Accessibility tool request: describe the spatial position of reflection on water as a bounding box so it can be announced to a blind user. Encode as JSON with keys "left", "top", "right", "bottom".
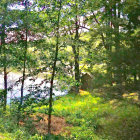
{"left": 0, "top": 73, "right": 68, "bottom": 104}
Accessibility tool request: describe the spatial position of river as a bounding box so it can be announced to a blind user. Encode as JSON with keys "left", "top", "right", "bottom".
{"left": 0, "top": 72, "right": 68, "bottom": 104}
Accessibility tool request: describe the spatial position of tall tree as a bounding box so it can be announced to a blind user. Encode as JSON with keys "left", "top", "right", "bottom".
{"left": 71, "top": 0, "right": 80, "bottom": 93}
{"left": 48, "top": 0, "right": 62, "bottom": 134}
{"left": 0, "top": 0, "right": 9, "bottom": 111}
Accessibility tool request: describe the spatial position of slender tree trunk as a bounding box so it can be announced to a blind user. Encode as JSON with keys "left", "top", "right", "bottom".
{"left": 106, "top": 1, "right": 113, "bottom": 86}
{"left": 1, "top": 22, "right": 8, "bottom": 111}
{"left": 72, "top": 43, "right": 80, "bottom": 93}
{"left": 114, "top": 2, "right": 123, "bottom": 94}
{"left": 72, "top": 1, "right": 80, "bottom": 93}
{"left": 3, "top": 66, "right": 7, "bottom": 111}
{"left": 20, "top": 46, "right": 27, "bottom": 107}
{"left": 20, "top": 31, "right": 28, "bottom": 109}
{"left": 18, "top": 0, "right": 28, "bottom": 120}
{"left": 48, "top": 0, "right": 62, "bottom": 134}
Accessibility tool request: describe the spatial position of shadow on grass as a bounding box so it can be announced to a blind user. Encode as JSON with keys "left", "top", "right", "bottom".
{"left": 43, "top": 134, "right": 67, "bottom": 140}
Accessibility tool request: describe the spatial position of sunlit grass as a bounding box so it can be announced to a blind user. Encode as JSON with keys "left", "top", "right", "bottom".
{"left": 79, "top": 90, "right": 90, "bottom": 96}
{"left": 123, "top": 92, "right": 139, "bottom": 101}
{"left": 0, "top": 133, "right": 12, "bottom": 140}
{"left": 50, "top": 91, "right": 140, "bottom": 139}
{"left": 1, "top": 90, "right": 140, "bottom": 140}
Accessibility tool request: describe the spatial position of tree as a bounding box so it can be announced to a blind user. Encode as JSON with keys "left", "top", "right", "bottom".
{"left": 48, "top": 0, "right": 62, "bottom": 134}
{"left": 0, "top": 0, "right": 16, "bottom": 111}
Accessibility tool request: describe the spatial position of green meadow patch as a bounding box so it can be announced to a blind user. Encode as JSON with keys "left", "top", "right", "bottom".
{"left": 0, "top": 90, "right": 140, "bottom": 140}
{"left": 33, "top": 90, "right": 140, "bottom": 139}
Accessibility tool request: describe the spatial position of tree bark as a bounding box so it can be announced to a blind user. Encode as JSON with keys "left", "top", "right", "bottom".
{"left": 72, "top": 44, "right": 80, "bottom": 93}
{"left": 1, "top": 22, "right": 8, "bottom": 111}
{"left": 72, "top": 1, "right": 80, "bottom": 93}
{"left": 18, "top": 0, "right": 28, "bottom": 120}
{"left": 48, "top": 0, "right": 62, "bottom": 134}
{"left": 3, "top": 66, "right": 7, "bottom": 111}
{"left": 114, "top": 1, "right": 123, "bottom": 94}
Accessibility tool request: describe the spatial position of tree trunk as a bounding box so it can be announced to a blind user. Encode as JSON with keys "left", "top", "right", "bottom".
{"left": 114, "top": 1, "right": 123, "bottom": 94}
{"left": 1, "top": 22, "right": 8, "bottom": 111}
{"left": 18, "top": 0, "right": 28, "bottom": 121}
{"left": 106, "top": 1, "right": 113, "bottom": 86}
{"left": 72, "top": 44, "right": 80, "bottom": 93}
{"left": 48, "top": 0, "right": 62, "bottom": 134}
{"left": 71, "top": 2, "right": 80, "bottom": 93}
{"left": 3, "top": 66, "right": 7, "bottom": 111}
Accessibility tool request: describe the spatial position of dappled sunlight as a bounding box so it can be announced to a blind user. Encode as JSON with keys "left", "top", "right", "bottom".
{"left": 123, "top": 92, "right": 139, "bottom": 101}
{"left": 79, "top": 90, "right": 90, "bottom": 96}
{"left": 109, "top": 99, "right": 118, "bottom": 105}
{"left": 0, "top": 134, "right": 4, "bottom": 139}
{"left": 52, "top": 93, "right": 101, "bottom": 116}
{"left": 36, "top": 90, "right": 140, "bottom": 139}
{"left": 53, "top": 92, "right": 140, "bottom": 139}
{"left": 0, "top": 0, "right": 139, "bottom": 139}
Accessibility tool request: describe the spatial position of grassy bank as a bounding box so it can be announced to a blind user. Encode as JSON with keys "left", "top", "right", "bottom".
{"left": 0, "top": 89, "right": 140, "bottom": 140}
{"left": 34, "top": 89, "right": 140, "bottom": 140}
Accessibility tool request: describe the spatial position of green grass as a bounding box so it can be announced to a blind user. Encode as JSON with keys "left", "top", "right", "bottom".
{"left": 0, "top": 90, "right": 140, "bottom": 140}
{"left": 35, "top": 90, "right": 140, "bottom": 140}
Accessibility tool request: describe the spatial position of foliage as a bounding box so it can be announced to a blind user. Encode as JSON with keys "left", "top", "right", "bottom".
{"left": 0, "top": 0, "right": 139, "bottom": 139}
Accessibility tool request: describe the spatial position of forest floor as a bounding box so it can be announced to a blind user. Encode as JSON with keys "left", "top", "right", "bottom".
{"left": 33, "top": 88, "right": 140, "bottom": 139}
{"left": 0, "top": 135, "right": 4, "bottom": 139}
{"left": 0, "top": 88, "right": 140, "bottom": 140}
{"left": 30, "top": 113, "right": 72, "bottom": 135}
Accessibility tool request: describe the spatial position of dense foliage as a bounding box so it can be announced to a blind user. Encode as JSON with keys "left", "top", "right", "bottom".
{"left": 0, "top": 0, "right": 139, "bottom": 139}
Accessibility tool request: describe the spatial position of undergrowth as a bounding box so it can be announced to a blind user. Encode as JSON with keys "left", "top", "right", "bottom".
{"left": 0, "top": 90, "right": 140, "bottom": 140}
{"left": 35, "top": 90, "right": 140, "bottom": 140}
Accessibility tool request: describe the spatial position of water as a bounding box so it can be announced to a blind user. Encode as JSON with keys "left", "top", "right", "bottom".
{"left": 0, "top": 72, "right": 68, "bottom": 104}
